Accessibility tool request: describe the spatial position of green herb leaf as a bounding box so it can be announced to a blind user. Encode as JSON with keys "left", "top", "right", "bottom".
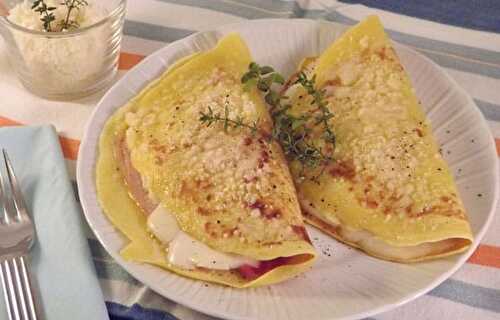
{"left": 257, "top": 79, "right": 269, "bottom": 91}
{"left": 199, "top": 106, "right": 260, "bottom": 134}
{"left": 242, "top": 78, "right": 257, "bottom": 92}
{"left": 201, "top": 61, "right": 336, "bottom": 181}
{"left": 264, "top": 91, "right": 280, "bottom": 106}
{"left": 249, "top": 62, "right": 259, "bottom": 73}
{"left": 32, "top": 0, "right": 89, "bottom": 32}
{"left": 259, "top": 66, "right": 274, "bottom": 75}
{"left": 241, "top": 71, "right": 254, "bottom": 84}
{"left": 272, "top": 73, "right": 285, "bottom": 84}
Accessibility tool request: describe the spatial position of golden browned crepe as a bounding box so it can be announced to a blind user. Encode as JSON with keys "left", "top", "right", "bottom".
{"left": 283, "top": 16, "right": 473, "bottom": 262}
{"left": 96, "top": 34, "right": 316, "bottom": 287}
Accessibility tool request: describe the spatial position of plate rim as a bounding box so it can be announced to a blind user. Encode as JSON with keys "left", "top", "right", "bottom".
{"left": 77, "top": 18, "right": 499, "bottom": 320}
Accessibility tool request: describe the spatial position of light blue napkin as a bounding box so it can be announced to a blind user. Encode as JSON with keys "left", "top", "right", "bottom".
{"left": 0, "top": 125, "right": 108, "bottom": 320}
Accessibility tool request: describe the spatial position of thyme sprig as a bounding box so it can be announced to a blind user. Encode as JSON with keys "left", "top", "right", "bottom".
{"left": 294, "top": 72, "right": 336, "bottom": 146}
{"left": 59, "top": 0, "right": 88, "bottom": 31}
{"left": 31, "top": 0, "right": 88, "bottom": 32}
{"left": 241, "top": 62, "right": 285, "bottom": 109}
{"left": 31, "top": 1, "right": 56, "bottom": 32}
{"left": 199, "top": 62, "right": 336, "bottom": 180}
{"left": 199, "top": 106, "right": 259, "bottom": 134}
{"left": 241, "top": 63, "right": 334, "bottom": 172}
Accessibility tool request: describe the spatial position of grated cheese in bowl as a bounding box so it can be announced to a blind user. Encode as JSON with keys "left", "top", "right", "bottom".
{"left": 0, "top": 0, "right": 126, "bottom": 99}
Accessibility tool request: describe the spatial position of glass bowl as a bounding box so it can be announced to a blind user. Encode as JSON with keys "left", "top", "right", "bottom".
{"left": 0, "top": 0, "right": 126, "bottom": 100}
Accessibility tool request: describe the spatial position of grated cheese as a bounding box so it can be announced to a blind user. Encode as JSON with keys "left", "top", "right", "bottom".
{"left": 289, "top": 44, "right": 465, "bottom": 221}
{"left": 125, "top": 66, "right": 306, "bottom": 250}
{"left": 7, "top": 0, "right": 108, "bottom": 94}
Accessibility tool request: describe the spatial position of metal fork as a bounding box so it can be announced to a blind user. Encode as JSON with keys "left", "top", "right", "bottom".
{"left": 0, "top": 150, "right": 39, "bottom": 320}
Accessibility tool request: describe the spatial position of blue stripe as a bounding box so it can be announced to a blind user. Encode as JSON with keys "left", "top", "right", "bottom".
{"left": 72, "top": 180, "right": 79, "bottom": 202}
{"left": 124, "top": 20, "right": 193, "bottom": 43}
{"left": 475, "top": 99, "right": 500, "bottom": 122}
{"left": 93, "top": 258, "right": 141, "bottom": 285}
{"left": 323, "top": 11, "right": 500, "bottom": 79}
{"left": 107, "top": 301, "right": 179, "bottom": 320}
{"left": 140, "top": 3, "right": 500, "bottom": 80}
{"left": 234, "top": 0, "right": 298, "bottom": 12}
{"left": 88, "top": 239, "right": 142, "bottom": 285}
{"left": 90, "top": 235, "right": 500, "bottom": 313}
{"left": 121, "top": 18, "right": 500, "bottom": 80}
{"left": 324, "top": 11, "right": 500, "bottom": 67}
{"left": 159, "top": 0, "right": 500, "bottom": 67}
{"left": 98, "top": 262, "right": 500, "bottom": 315}
{"left": 339, "top": 0, "right": 500, "bottom": 33}
{"left": 156, "top": 0, "right": 299, "bottom": 19}
{"left": 88, "top": 238, "right": 111, "bottom": 259}
{"left": 429, "top": 279, "right": 500, "bottom": 313}
{"left": 389, "top": 30, "right": 500, "bottom": 67}
{"left": 416, "top": 49, "right": 500, "bottom": 80}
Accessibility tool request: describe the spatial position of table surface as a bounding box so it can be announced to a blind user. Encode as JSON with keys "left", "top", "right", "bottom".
{"left": 0, "top": 1, "right": 499, "bottom": 320}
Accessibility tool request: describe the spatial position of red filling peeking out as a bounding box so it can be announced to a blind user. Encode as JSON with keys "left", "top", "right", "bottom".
{"left": 237, "top": 256, "right": 294, "bottom": 280}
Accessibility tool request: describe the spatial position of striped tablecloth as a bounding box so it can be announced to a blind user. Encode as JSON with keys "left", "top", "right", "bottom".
{"left": 1, "top": 1, "right": 499, "bottom": 319}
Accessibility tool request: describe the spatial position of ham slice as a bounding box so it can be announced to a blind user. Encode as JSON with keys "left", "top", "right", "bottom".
{"left": 115, "top": 136, "right": 157, "bottom": 215}
{"left": 114, "top": 136, "right": 297, "bottom": 278}
{"left": 238, "top": 257, "right": 292, "bottom": 280}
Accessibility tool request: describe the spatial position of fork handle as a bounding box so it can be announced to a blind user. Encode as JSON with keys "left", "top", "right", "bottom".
{"left": 0, "top": 257, "right": 39, "bottom": 320}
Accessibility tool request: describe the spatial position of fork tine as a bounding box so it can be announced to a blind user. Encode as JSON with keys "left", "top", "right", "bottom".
{"left": 0, "top": 262, "right": 15, "bottom": 319}
{"left": 0, "top": 154, "right": 13, "bottom": 224}
{"left": 18, "top": 256, "right": 38, "bottom": 320}
{"left": 2, "top": 150, "right": 29, "bottom": 221}
{"left": 1, "top": 260, "right": 21, "bottom": 320}
{"left": 11, "top": 258, "right": 30, "bottom": 319}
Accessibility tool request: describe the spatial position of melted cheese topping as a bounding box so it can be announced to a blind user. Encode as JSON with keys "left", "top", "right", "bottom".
{"left": 121, "top": 34, "right": 311, "bottom": 260}
{"left": 147, "top": 206, "right": 258, "bottom": 270}
{"left": 96, "top": 34, "right": 316, "bottom": 287}
{"left": 285, "top": 16, "right": 472, "bottom": 259}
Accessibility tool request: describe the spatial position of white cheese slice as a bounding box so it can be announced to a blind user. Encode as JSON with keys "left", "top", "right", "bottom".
{"left": 147, "top": 206, "right": 179, "bottom": 243}
{"left": 168, "top": 232, "right": 259, "bottom": 270}
{"left": 302, "top": 201, "right": 463, "bottom": 261}
{"left": 147, "top": 205, "right": 259, "bottom": 270}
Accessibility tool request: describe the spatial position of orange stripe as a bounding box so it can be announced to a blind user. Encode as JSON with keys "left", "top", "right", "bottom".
{"left": 495, "top": 138, "right": 500, "bottom": 156}
{"left": 0, "top": 116, "right": 20, "bottom": 126}
{"left": 0, "top": 116, "right": 79, "bottom": 160}
{"left": 119, "top": 52, "right": 145, "bottom": 70}
{"left": 59, "top": 137, "right": 79, "bottom": 160}
{"left": 0, "top": 2, "right": 7, "bottom": 17}
{"left": 468, "top": 244, "right": 500, "bottom": 269}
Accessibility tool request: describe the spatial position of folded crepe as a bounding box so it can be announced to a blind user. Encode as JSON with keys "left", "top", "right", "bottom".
{"left": 96, "top": 34, "right": 316, "bottom": 287}
{"left": 283, "top": 16, "right": 473, "bottom": 262}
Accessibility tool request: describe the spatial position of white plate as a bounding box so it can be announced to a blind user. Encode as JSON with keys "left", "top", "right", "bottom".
{"left": 77, "top": 19, "right": 499, "bottom": 320}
